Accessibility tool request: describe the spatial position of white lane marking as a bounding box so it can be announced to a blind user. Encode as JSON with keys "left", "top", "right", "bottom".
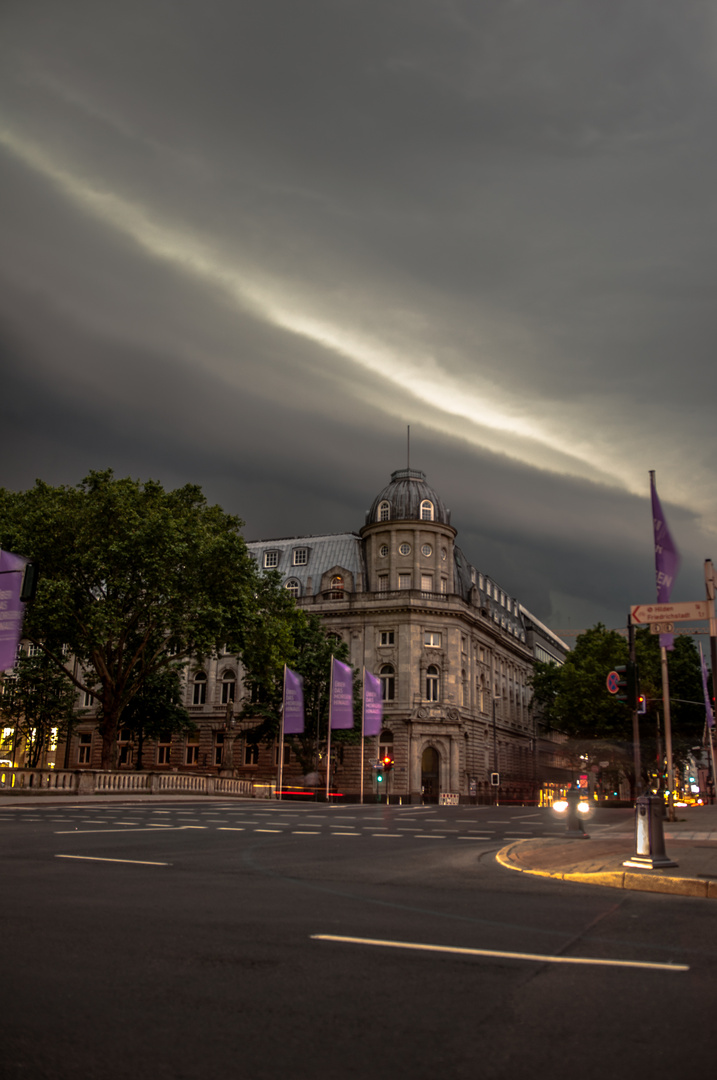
{"left": 254, "top": 828, "right": 282, "bottom": 833}
{"left": 311, "top": 935, "right": 690, "bottom": 972}
{"left": 293, "top": 830, "right": 320, "bottom": 835}
{"left": 56, "top": 854, "right": 169, "bottom": 866}
{"left": 415, "top": 834, "right": 445, "bottom": 839}
{"left": 54, "top": 826, "right": 207, "bottom": 834}
{"left": 331, "top": 831, "right": 360, "bottom": 836}
{"left": 218, "top": 827, "right": 245, "bottom": 832}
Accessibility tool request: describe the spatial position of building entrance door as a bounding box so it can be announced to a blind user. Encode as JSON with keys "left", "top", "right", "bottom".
{"left": 421, "top": 746, "right": 439, "bottom": 804}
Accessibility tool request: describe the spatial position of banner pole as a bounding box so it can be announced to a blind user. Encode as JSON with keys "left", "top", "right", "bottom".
{"left": 326, "top": 657, "right": 333, "bottom": 803}
{"left": 360, "top": 668, "right": 366, "bottom": 805}
{"left": 277, "top": 666, "right": 286, "bottom": 801}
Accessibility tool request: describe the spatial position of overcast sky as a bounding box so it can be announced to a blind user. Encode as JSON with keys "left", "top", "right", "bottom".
{"left": 2, "top": 0, "right": 716, "bottom": 638}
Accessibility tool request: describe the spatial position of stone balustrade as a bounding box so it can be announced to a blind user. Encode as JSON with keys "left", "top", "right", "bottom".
{"left": 0, "top": 767, "right": 256, "bottom": 798}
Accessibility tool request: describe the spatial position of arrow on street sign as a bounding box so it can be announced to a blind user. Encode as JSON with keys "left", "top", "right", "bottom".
{"left": 630, "top": 601, "right": 710, "bottom": 625}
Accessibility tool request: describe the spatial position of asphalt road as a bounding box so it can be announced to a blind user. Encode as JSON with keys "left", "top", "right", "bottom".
{"left": 2, "top": 801, "right": 713, "bottom": 1080}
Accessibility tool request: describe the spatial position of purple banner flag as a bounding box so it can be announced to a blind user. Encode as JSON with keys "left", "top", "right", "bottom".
{"left": 283, "top": 666, "right": 305, "bottom": 734}
{"left": 0, "top": 549, "right": 27, "bottom": 672}
{"left": 330, "top": 658, "right": 354, "bottom": 729}
{"left": 363, "top": 670, "right": 383, "bottom": 738}
{"left": 700, "top": 648, "right": 714, "bottom": 729}
{"left": 650, "top": 472, "right": 680, "bottom": 650}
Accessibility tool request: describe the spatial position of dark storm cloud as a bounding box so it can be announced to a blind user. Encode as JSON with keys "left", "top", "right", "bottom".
{"left": 1, "top": 0, "right": 716, "bottom": 631}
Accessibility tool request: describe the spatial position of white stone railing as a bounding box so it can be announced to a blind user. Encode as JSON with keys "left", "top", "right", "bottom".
{"left": 0, "top": 768, "right": 256, "bottom": 798}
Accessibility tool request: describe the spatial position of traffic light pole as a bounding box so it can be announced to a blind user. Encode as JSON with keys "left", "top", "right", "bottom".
{"left": 704, "top": 560, "right": 717, "bottom": 806}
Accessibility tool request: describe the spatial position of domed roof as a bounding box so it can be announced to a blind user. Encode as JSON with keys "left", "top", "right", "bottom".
{"left": 367, "top": 469, "right": 451, "bottom": 526}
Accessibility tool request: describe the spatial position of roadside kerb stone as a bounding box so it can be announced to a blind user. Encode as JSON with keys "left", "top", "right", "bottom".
{"left": 496, "top": 837, "right": 717, "bottom": 900}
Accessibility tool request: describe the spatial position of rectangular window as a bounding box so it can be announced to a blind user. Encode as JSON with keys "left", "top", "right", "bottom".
{"left": 81, "top": 690, "right": 94, "bottom": 708}
{"left": 398, "top": 573, "right": 411, "bottom": 589}
{"left": 421, "top": 574, "right": 433, "bottom": 592}
{"left": 440, "top": 578, "right": 447, "bottom": 594}
{"left": 186, "top": 732, "right": 200, "bottom": 766}
{"left": 274, "top": 743, "right": 291, "bottom": 765}
{"left": 378, "top": 575, "right": 389, "bottom": 592}
{"left": 214, "top": 732, "right": 225, "bottom": 767}
{"left": 244, "top": 743, "right": 259, "bottom": 766}
{"left": 157, "top": 740, "right": 171, "bottom": 765}
{"left": 293, "top": 548, "right": 308, "bottom": 566}
{"left": 78, "top": 733, "right": 92, "bottom": 765}
{"left": 264, "top": 551, "right": 279, "bottom": 568}
{"left": 379, "top": 631, "right": 395, "bottom": 646}
{"left": 424, "top": 632, "right": 441, "bottom": 648}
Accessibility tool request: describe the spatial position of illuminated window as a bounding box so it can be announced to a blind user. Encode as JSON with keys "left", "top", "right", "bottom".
{"left": 329, "top": 575, "right": 344, "bottom": 600}
{"left": 185, "top": 731, "right": 200, "bottom": 765}
{"left": 420, "top": 500, "right": 434, "bottom": 521}
{"left": 424, "top": 631, "right": 441, "bottom": 648}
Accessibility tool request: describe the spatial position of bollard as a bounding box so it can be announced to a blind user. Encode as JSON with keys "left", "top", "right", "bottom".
{"left": 623, "top": 795, "right": 678, "bottom": 869}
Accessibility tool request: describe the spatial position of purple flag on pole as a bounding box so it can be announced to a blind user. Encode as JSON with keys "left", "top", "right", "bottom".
{"left": 363, "top": 670, "right": 383, "bottom": 738}
{"left": 700, "top": 648, "right": 714, "bottom": 729}
{"left": 283, "top": 667, "right": 305, "bottom": 734}
{"left": 330, "top": 658, "right": 354, "bottom": 729}
{"left": 650, "top": 472, "right": 680, "bottom": 650}
{"left": 0, "top": 550, "right": 27, "bottom": 672}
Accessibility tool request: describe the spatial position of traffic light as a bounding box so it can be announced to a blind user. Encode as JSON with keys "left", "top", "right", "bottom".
{"left": 382, "top": 755, "right": 394, "bottom": 772}
{"left": 637, "top": 693, "right": 646, "bottom": 714}
{"left": 614, "top": 662, "right": 639, "bottom": 710}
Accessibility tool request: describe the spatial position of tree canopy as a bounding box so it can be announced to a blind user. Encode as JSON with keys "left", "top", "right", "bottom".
{"left": 530, "top": 622, "right": 709, "bottom": 791}
{"left": 0, "top": 470, "right": 261, "bottom": 768}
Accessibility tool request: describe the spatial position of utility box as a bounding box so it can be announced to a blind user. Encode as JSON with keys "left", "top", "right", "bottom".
{"left": 623, "top": 795, "right": 678, "bottom": 869}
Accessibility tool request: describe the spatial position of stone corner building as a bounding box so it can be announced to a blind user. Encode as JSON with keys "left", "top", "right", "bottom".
{"left": 31, "top": 467, "right": 570, "bottom": 803}
{"left": 246, "top": 466, "right": 570, "bottom": 804}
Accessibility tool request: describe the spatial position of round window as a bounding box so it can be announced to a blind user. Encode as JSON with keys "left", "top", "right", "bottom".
{"left": 421, "top": 544, "right": 432, "bottom": 557}
{"left": 399, "top": 542, "right": 411, "bottom": 556}
{"left": 441, "top": 548, "right": 447, "bottom": 561}
{"left": 379, "top": 544, "right": 388, "bottom": 557}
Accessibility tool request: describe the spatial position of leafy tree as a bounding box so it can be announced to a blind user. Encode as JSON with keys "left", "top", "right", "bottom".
{"left": 120, "top": 666, "right": 194, "bottom": 770}
{"left": 0, "top": 651, "right": 77, "bottom": 767}
{"left": 529, "top": 623, "right": 709, "bottom": 794}
{"left": 239, "top": 607, "right": 359, "bottom": 778}
{"left": 0, "top": 470, "right": 260, "bottom": 769}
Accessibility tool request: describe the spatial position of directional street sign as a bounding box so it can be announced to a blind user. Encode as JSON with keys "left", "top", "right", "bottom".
{"left": 630, "top": 601, "right": 710, "bottom": 625}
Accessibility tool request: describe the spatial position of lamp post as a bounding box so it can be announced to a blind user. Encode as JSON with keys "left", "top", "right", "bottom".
{"left": 492, "top": 694, "right": 499, "bottom": 805}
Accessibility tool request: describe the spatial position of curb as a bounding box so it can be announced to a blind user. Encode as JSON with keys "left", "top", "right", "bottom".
{"left": 495, "top": 840, "right": 717, "bottom": 900}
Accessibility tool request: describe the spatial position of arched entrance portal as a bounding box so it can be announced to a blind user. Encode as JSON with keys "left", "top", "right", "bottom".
{"left": 421, "top": 746, "right": 440, "bottom": 804}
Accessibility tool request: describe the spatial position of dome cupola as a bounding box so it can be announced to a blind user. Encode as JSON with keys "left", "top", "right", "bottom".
{"left": 367, "top": 469, "right": 450, "bottom": 526}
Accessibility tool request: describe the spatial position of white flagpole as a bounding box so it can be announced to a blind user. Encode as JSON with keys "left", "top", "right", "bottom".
{"left": 277, "top": 665, "right": 286, "bottom": 801}
{"left": 325, "top": 656, "right": 334, "bottom": 802}
{"left": 360, "top": 667, "right": 366, "bottom": 805}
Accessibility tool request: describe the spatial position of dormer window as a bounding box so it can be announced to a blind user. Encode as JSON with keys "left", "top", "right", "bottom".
{"left": 293, "top": 548, "right": 308, "bottom": 566}
{"left": 420, "top": 500, "right": 434, "bottom": 521}
{"left": 264, "top": 550, "right": 279, "bottom": 569}
{"left": 378, "top": 501, "right": 390, "bottom": 522}
{"left": 285, "top": 578, "right": 301, "bottom": 598}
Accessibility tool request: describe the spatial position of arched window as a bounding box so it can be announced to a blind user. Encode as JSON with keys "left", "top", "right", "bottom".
{"left": 378, "top": 501, "right": 390, "bottom": 522}
{"left": 192, "top": 671, "right": 207, "bottom": 706}
{"left": 420, "top": 500, "right": 434, "bottom": 521}
{"left": 285, "top": 578, "right": 301, "bottom": 598}
{"left": 329, "top": 575, "right": 344, "bottom": 600}
{"left": 426, "top": 665, "right": 440, "bottom": 702}
{"left": 379, "top": 664, "right": 395, "bottom": 701}
{"left": 379, "top": 728, "right": 394, "bottom": 758}
{"left": 221, "top": 670, "right": 236, "bottom": 704}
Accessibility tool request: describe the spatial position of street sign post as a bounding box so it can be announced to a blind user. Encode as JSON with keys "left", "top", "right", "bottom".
{"left": 630, "top": 601, "right": 709, "bottom": 625}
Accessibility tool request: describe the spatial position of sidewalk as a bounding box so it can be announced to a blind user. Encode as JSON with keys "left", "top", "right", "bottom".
{"left": 497, "top": 803, "right": 717, "bottom": 899}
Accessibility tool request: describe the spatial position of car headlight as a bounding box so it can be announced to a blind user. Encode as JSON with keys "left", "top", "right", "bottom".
{"left": 552, "top": 799, "right": 569, "bottom": 813}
